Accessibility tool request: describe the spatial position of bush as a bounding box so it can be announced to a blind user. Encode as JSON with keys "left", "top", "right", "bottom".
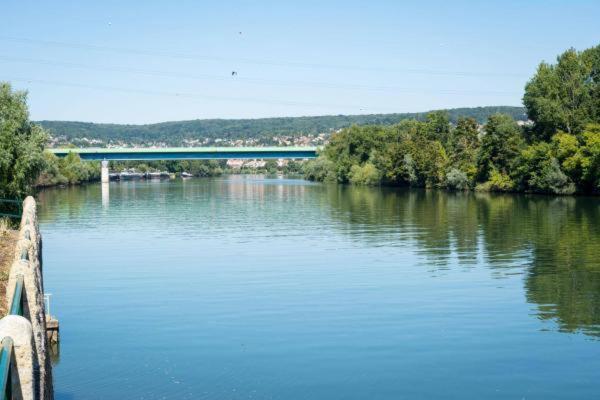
{"left": 348, "top": 163, "right": 381, "bottom": 185}
{"left": 303, "top": 157, "right": 337, "bottom": 182}
{"left": 476, "top": 170, "right": 515, "bottom": 192}
{"left": 515, "top": 142, "right": 576, "bottom": 194}
{"left": 533, "top": 158, "right": 576, "bottom": 194}
{"left": 36, "top": 152, "right": 68, "bottom": 187}
{"left": 445, "top": 168, "right": 470, "bottom": 190}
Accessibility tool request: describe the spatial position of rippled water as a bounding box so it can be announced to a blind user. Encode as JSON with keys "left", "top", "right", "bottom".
{"left": 37, "top": 176, "right": 600, "bottom": 399}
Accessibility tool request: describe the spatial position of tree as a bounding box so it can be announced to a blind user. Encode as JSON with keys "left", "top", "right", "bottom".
{"left": 514, "top": 142, "right": 575, "bottom": 194}
{"left": 349, "top": 162, "right": 381, "bottom": 185}
{"left": 0, "top": 83, "right": 47, "bottom": 198}
{"left": 303, "top": 157, "right": 336, "bottom": 182}
{"left": 325, "top": 125, "right": 386, "bottom": 182}
{"left": 425, "top": 110, "right": 451, "bottom": 147}
{"left": 449, "top": 117, "right": 480, "bottom": 181}
{"left": 476, "top": 114, "right": 523, "bottom": 182}
{"left": 265, "top": 159, "right": 278, "bottom": 174}
{"left": 524, "top": 46, "right": 600, "bottom": 140}
{"left": 553, "top": 124, "right": 600, "bottom": 193}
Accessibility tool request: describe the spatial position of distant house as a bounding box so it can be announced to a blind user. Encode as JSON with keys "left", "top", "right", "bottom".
{"left": 226, "top": 159, "right": 245, "bottom": 169}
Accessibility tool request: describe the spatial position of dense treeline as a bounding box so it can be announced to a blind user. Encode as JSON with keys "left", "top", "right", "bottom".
{"left": 304, "top": 45, "right": 600, "bottom": 195}
{"left": 37, "top": 106, "right": 526, "bottom": 146}
{"left": 36, "top": 152, "right": 100, "bottom": 187}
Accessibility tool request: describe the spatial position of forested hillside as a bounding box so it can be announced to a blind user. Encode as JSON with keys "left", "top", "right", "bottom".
{"left": 38, "top": 106, "right": 526, "bottom": 146}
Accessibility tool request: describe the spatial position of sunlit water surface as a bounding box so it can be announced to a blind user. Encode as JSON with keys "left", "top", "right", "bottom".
{"left": 37, "top": 177, "right": 600, "bottom": 399}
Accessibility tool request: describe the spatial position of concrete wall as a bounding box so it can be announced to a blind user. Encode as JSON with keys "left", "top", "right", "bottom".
{"left": 0, "top": 197, "right": 53, "bottom": 399}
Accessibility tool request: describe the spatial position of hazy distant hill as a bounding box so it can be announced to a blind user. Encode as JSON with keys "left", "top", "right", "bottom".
{"left": 38, "top": 106, "right": 527, "bottom": 146}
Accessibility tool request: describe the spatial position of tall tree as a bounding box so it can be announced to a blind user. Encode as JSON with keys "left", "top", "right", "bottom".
{"left": 449, "top": 117, "right": 479, "bottom": 176}
{"left": 425, "top": 110, "right": 451, "bottom": 147}
{"left": 0, "top": 83, "right": 47, "bottom": 198}
{"left": 476, "top": 114, "right": 523, "bottom": 182}
{"left": 523, "top": 46, "right": 600, "bottom": 140}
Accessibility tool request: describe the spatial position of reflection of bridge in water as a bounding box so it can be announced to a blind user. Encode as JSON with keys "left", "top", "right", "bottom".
{"left": 50, "top": 146, "right": 319, "bottom": 184}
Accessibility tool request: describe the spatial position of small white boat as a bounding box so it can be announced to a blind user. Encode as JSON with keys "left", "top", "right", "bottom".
{"left": 181, "top": 172, "right": 193, "bottom": 178}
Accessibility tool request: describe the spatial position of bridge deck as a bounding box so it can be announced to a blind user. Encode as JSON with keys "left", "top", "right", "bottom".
{"left": 49, "top": 147, "right": 318, "bottom": 161}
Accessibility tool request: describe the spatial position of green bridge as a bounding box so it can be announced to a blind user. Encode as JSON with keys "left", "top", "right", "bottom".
{"left": 49, "top": 147, "right": 318, "bottom": 161}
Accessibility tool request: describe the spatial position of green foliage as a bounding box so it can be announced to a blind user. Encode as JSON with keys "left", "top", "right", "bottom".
{"left": 0, "top": 83, "right": 47, "bottom": 198}
{"left": 445, "top": 168, "right": 470, "bottom": 190}
{"left": 476, "top": 114, "right": 524, "bottom": 182}
{"left": 515, "top": 142, "right": 575, "bottom": 194}
{"left": 425, "top": 110, "right": 451, "bottom": 146}
{"left": 283, "top": 160, "right": 302, "bottom": 174}
{"left": 552, "top": 124, "right": 600, "bottom": 192}
{"left": 580, "top": 125, "right": 600, "bottom": 191}
{"left": 524, "top": 45, "right": 600, "bottom": 139}
{"left": 303, "top": 157, "right": 336, "bottom": 182}
{"left": 37, "top": 152, "right": 100, "bottom": 186}
{"left": 476, "top": 170, "right": 515, "bottom": 192}
{"left": 265, "top": 159, "right": 278, "bottom": 174}
{"left": 348, "top": 162, "right": 381, "bottom": 185}
{"left": 448, "top": 117, "right": 479, "bottom": 181}
{"left": 325, "top": 124, "right": 387, "bottom": 182}
{"left": 37, "top": 106, "right": 527, "bottom": 147}
{"left": 36, "top": 152, "right": 68, "bottom": 186}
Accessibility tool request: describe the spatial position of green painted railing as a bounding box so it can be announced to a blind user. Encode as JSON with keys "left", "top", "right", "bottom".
{"left": 0, "top": 337, "right": 13, "bottom": 400}
{"left": 0, "top": 199, "right": 22, "bottom": 220}
{"left": 0, "top": 274, "right": 25, "bottom": 398}
{"left": 9, "top": 276, "right": 24, "bottom": 317}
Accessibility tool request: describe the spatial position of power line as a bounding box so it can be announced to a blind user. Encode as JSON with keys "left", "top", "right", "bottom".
{"left": 0, "top": 35, "right": 529, "bottom": 78}
{"left": 7, "top": 76, "right": 408, "bottom": 113}
{"left": 0, "top": 55, "right": 521, "bottom": 96}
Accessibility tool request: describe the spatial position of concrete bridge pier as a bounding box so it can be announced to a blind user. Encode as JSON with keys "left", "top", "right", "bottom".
{"left": 101, "top": 183, "right": 109, "bottom": 208}
{"left": 101, "top": 160, "right": 109, "bottom": 183}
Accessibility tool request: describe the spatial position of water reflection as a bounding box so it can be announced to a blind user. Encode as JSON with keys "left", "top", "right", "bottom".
{"left": 37, "top": 178, "right": 600, "bottom": 338}
{"left": 322, "top": 185, "right": 600, "bottom": 337}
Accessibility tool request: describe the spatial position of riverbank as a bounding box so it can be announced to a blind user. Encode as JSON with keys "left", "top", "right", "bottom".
{"left": 0, "top": 225, "right": 18, "bottom": 315}
{"left": 0, "top": 197, "right": 54, "bottom": 399}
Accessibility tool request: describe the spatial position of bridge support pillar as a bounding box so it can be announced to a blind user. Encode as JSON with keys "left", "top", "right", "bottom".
{"left": 101, "top": 160, "right": 109, "bottom": 183}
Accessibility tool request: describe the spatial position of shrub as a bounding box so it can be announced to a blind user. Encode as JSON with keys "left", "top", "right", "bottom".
{"left": 476, "top": 170, "right": 515, "bottom": 192}
{"left": 348, "top": 163, "right": 381, "bottom": 185}
{"left": 303, "top": 157, "right": 337, "bottom": 182}
{"left": 445, "top": 168, "right": 470, "bottom": 190}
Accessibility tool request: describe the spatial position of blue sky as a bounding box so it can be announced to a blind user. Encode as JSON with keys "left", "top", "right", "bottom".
{"left": 1, "top": 0, "right": 599, "bottom": 123}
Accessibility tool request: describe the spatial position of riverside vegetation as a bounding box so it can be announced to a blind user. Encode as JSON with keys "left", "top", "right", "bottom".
{"left": 1, "top": 44, "right": 599, "bottom": 198}
{"left": 304, "top": 44, "right": 600, "bottom": 195}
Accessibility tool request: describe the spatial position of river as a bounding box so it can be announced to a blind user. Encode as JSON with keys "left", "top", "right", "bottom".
{"left": 37, "top": 176, "right": 600, "bottom": 399}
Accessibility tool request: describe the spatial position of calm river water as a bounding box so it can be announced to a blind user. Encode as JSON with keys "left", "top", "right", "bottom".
{"left": 37, "top": 176, "right": 600, "bottom": 399}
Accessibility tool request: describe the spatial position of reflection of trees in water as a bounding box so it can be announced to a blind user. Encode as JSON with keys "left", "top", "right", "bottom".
{"left": 37, "top": 180, "right": 600, "bottom": 337}
{"left": 323, "top": 185, "right": 600, "bottom": 337}
{"left": 36, "top": 184, "right": 99, "bottom": 223}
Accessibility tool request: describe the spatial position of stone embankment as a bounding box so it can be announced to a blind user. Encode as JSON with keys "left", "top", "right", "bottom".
{"left": 0, "top": 197, "right": 53, "bottom": 399}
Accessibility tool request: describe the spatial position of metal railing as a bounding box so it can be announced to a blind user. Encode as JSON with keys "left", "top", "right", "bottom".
{"left": 0, "top": 274, "right": 25, "bottom": 398}
{"left": 0, "top": 337, "right": 13, "bottom": 400}
{"left": 9, "top": 276, "right": 24, "bottom": 317}
{"left": 0, "top": 199, "right": 22, "bottom": 220}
